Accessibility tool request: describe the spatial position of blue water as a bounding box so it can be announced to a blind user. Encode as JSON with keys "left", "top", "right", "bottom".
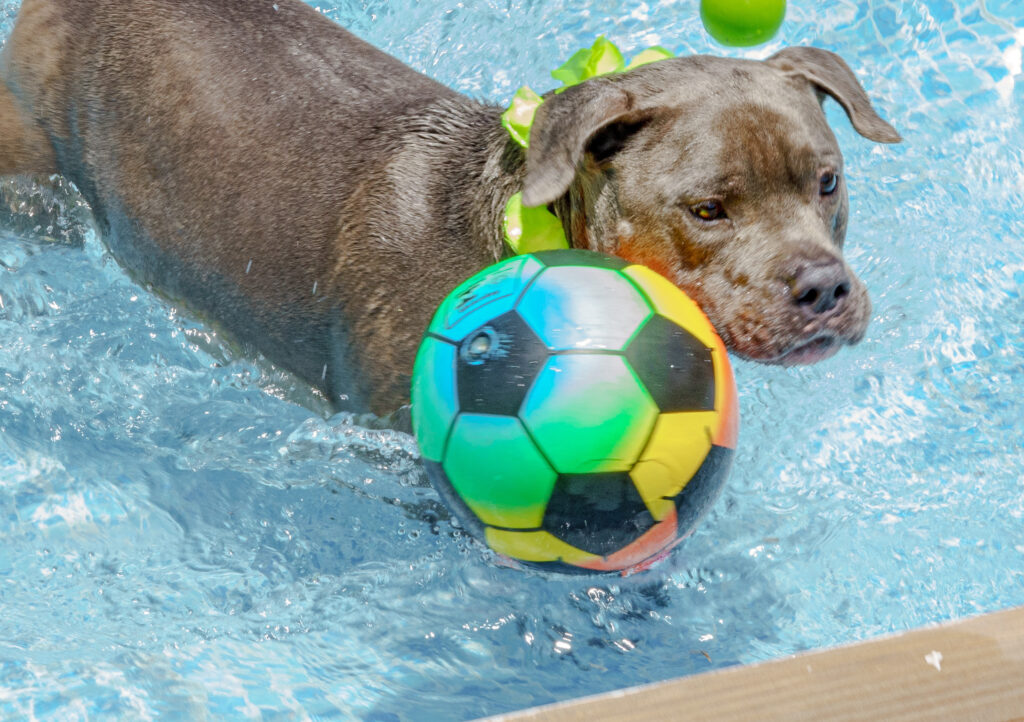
{"left": 1, "top": 0, "right": 1023, "bottom": 719}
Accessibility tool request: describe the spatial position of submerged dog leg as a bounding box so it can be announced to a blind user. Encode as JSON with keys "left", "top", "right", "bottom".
{"left": 0, "top": 79, "right": 55, "bottom": 175}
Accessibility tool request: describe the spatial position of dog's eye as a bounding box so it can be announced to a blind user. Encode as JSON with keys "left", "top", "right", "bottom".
{"left": 820, "top": 171, "right": 839, "bottom": 195}
{"left": 690, "top": 200, "right": 727, "bottom": 222}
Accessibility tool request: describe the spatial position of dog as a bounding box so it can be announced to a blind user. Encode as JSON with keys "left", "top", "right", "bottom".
{"left": 0, "top": 0, "right": 900, "bottom": 417}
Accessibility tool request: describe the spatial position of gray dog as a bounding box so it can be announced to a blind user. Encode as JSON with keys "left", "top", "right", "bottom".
{"left": 0, "top": 0, "right": 900, "bottom": 416}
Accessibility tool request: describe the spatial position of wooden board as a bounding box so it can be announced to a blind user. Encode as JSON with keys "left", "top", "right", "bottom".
{"left": 489, "top": 605, "right": 1024, "bottom": 721}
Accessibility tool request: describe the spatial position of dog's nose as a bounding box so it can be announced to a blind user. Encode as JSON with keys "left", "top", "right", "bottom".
{"left": 789, "top": 260, "right": 851, "bottom": 316}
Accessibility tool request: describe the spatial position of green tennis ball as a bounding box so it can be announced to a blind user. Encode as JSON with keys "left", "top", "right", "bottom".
{"left": 700, "top": 0, "right": 786, "bottom": 47}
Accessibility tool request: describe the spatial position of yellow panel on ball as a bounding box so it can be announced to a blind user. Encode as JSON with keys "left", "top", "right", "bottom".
{"left": 630, "top": 411, "right": 719, "bottom": 521}
{"left": 622, "top": 265, "right": 720, "bottom": 350}
{"left": 485, "top": 527, "right": 600, "bottom": 565}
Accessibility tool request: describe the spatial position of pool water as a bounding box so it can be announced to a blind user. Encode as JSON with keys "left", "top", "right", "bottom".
{"left": 2, "top": 0, "right": 1023, "bottom": 719}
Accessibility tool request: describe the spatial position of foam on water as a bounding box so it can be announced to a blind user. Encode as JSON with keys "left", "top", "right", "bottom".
{"left": 1, "top": 0, "right": 1023, "bottom": 719}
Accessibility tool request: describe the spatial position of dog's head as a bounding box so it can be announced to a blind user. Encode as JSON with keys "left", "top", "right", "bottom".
{"left": 522, "top": 47, "right": 900, "bottom": 365}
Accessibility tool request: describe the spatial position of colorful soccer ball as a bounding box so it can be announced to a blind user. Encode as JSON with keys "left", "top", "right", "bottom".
{"left": 411, "top": 250, "right": 738, "bottom": 574}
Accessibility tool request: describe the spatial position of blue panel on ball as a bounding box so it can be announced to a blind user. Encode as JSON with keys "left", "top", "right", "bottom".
{"left": 428, "top": 255, "right": 545, "bottom": 344}
{"left": 516, "top": 266, "right": 652, "bottom": 351}
{"left": 410, "top": 337, "right": 459, "bottom": 462}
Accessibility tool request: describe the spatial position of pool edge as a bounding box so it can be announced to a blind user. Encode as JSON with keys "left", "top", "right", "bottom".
{"left": 484, "top": 604, "right": 1024, "bottom": 721}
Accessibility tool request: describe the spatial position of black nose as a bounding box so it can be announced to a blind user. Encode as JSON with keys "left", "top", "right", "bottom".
{"left": 790, "top": 260, "right": 851, "bottom": 316}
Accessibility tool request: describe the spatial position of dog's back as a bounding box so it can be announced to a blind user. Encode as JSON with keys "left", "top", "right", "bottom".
{"left": 2, "top": 0, "right": 507, "bottom": 409}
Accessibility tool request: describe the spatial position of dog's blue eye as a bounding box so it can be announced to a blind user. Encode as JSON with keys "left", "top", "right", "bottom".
{"left": 820, "top": 171, "right": 839, "bottom": 195}
{"left": 691, "top": 200, "right": 727, "bottom": 222}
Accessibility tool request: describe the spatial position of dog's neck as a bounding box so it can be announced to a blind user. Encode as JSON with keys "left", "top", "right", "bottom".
{"left": 415, "top": 98, "right": 529, "bottom": 262}
{"left": 427, "top": 97, "right": 598, "bottom": 262}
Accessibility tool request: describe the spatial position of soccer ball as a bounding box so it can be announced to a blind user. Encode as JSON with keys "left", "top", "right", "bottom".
{"left": 411, "top": 249, "right": 738, "bottom": 574}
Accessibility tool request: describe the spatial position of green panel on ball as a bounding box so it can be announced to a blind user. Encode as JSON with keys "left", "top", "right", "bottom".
{"left": 410, "top": 337, "right": 459, "bottom": 462}
{"left": 516, "top": 266, "right": 652, "bottom": 351}
{"left": 428, "top": 255, "right": 545, "bottom": 344}
{"left": 521, "top": 354, "right": 658, "bottom": 474}
{"left": 443, "top": 413, "right": 558, "bottom": 529}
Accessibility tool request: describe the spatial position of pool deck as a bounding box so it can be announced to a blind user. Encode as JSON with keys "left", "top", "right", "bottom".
{"left": 491, "top": 604, "right": 1024, "bottom": 721}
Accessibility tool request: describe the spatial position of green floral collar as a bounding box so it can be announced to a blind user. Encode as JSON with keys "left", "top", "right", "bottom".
{"left": 500, "top": 37, "right": 673, "bottom": 255}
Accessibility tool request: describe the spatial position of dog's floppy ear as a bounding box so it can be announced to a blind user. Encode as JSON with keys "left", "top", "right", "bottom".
{"left": 522, "top": 80, "right": 648, "bottom": 207}
{"left": 767, "top": 47, "right": 902, "bottom": 144}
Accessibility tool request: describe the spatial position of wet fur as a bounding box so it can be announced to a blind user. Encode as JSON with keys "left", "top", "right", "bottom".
{"left": 0, "top": 0, "right": 900, "bottom": 415}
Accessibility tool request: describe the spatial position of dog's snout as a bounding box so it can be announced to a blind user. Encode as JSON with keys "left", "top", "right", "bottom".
{"left": 789, "top": 260, "right": 851, "bottom": 316}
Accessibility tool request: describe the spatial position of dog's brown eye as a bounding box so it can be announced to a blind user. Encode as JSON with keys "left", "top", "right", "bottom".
{"left": 820, "top": 171, "right": 839, "bottom": 195}
{"left": 690, "top": 200, "right": 727, "bottom": 222}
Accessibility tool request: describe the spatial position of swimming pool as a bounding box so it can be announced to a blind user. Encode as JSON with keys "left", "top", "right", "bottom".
{"left": 1, "top": 0, "right": 1022, "bottom": 718}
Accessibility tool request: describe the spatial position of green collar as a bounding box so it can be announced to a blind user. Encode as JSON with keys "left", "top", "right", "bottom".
{"left": 500, "top": 37, "right": 673, "bottom": 255}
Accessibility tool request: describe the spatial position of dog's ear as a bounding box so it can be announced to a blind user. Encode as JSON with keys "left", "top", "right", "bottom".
{"left": 767, "top": 47, "right": 902, "bottom": 144}
{"left": 522, "top": 80, "right": 649, "bottom": 207}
